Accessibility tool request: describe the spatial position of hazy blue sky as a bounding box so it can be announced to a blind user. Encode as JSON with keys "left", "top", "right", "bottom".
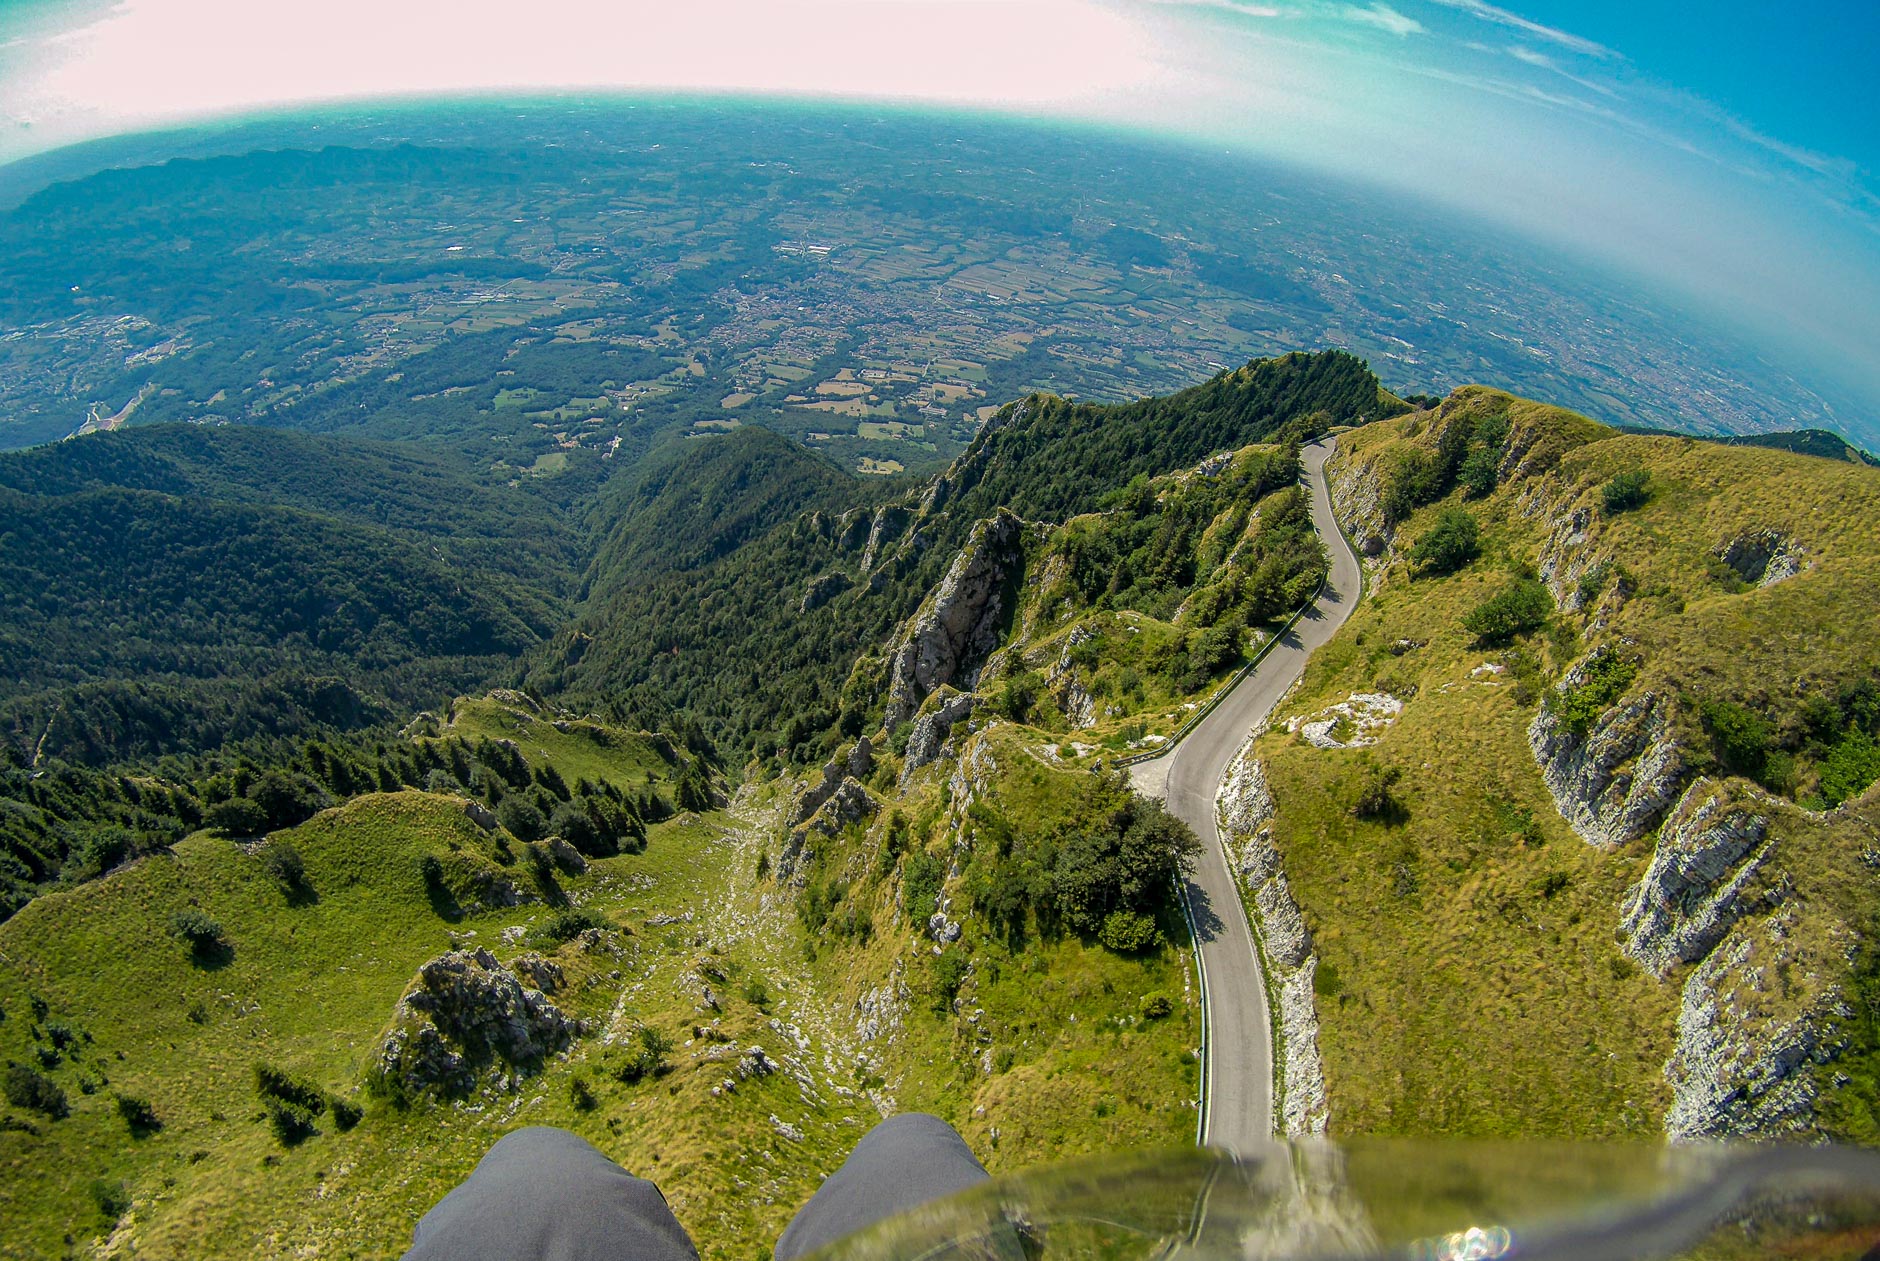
{"left": 0, "top": 0, "right": 1874, "bottom": 415}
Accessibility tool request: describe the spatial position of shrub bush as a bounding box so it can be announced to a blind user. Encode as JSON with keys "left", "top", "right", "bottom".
{"left": 261, "top": 841, "right": 308, "bottom": 893}
{"left": 496, "top": 796, "right": 547, "bottom": 842}
{"left": 532, "top": 907, "right": 607, "bottom": 947}
{"left": 204, "top": 797, "right": 269, "bottom": 838}
{"left": 1409, "top": 508, "right": 1479, "bottom": 577}
{"left": 1462, "top": 580, "right": 1552, "bottom": 646}
{"left": 1351, "top": 763, "right": 1405, "bottom": 820}
{"left": 1139, "top": 991, "right": 1173, "bottom": 1020}
{"left": 1459, "top": 444, "right": 1501, "bottom": 499}
{"left": 4, "top": 1062, "right": 69, "bottom": 1119}
{"left": 255, "top": 1064, "right": 326, "bottom": 1145}
{"left": 115, "top": 1091, "right": 161, "bottom": 1136}
{"left": 1098, "top": 909, "right": 1162, "bottom": 953}
{"left": 901, "top": 850, "right": 945, "bottom": 919}
{"left": 1551, "top": 653, "right": 1640, "bottom": 735}
{"left": 931, "top": 949, "right": 970, "bottom": 1012}
{"left": 1701, "top": 699, "right": 1775, "bottom": 782}
{"left": 90, "top": 1179, "right": 131, "bottom": 1222}
{"left": 603, "top": 1026, "right": 672, "bottom": 1084}
{"left": 328, "top": 1095, "right": 363, "bottom": 1131}
{"left": 168, "top": 909, "right": 225, "bottom": 959}
{"left": 1600, "top": 469, "right": 1651, "bottom": 513}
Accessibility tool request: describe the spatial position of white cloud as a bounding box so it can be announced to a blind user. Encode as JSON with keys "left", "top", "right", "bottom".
{"left": 1, "top": 0, "right": 1159, "bottom": 154}
{"left": 1424, "top": 0, "right": 1614, "bottom": 59}
{"left": 1343, "top": 2, "right": 1422, "bottom": 37}
{"left": 1507, "top": 43, "right": 1620, "bottom": 99}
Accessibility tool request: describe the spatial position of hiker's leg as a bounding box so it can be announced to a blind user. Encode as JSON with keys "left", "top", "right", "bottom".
{"left": 774, "top": 1113, "right": 991, "bottom": 1261}
{"left": 405, "top": 1126, "right": 699, "bottom": 1261}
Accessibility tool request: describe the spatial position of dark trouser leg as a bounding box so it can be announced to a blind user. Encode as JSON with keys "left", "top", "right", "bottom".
{"left": 404, "top": 1126, "right": 699, "bottom": 1261}
{"left": 774, "top": 1113, "right": 991, "bottom": 1261}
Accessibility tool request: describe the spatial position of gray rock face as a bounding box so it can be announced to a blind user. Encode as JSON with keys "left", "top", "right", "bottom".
{"left": 901, "top": 690, "right": 978, "bottom": 779}
{"left": 510, "top": 952, "right": 566, "bottom": 994}
{"left": 1538, "top": 504, "right": 1598, "bottom": 609}
{"left": 1046, "top": 625, "right": 1100, "bottom": 728}
{"left": 1664, "top": 916, "right": 1846, "bottom": 1140}
{"left": 800, "top": 571, "right": 853, "bottom": 612}
{"left": 787, "top": 742, "right": 874, "bottom": 828}
{"left": 1328, "top": 453, "right": 1389, "bottom": 565}
{"left": 778, "top": 742, "right": 880, "bottom": 883}
{"left": 375, "top": 948, "right": 584, "bottom": 1097}
{"left": 737, "top": 1045, "right": 776, "bottom": 1079}
{"left": 1620, "top": 783, "right": 1776, "bottom": 976}
{"left": 1529, "top": 684, "right": 1684, "bottom": 849}
{"left": 463, "top": 800, "right": 499, "bottom": 832}
{"left": 858, "top": 505, "right": 911, "bottom": 574}
{"left": 544, "top": 836, "right": 589, "bottom": 875}
{"left": 1718, "top": 529, "right": 1807, "bottom": 587}
{"left": 1216, "top": 737, "right": 1329, "bottom": 1136}
{"left": 882, "top": 511, "right": 1024, "bottom": 729}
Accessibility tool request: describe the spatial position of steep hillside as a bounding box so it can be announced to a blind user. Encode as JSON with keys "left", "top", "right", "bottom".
{"left": 0, "top": 356, "right": 1400, "bottom": 1256}
{"left": 0, "top": 425, "right": 580, "bottom": 765}
{"left": 537, "top": 350, "right": 1403, "bottom": 754}
{"left": 1233, "top": 387, "right": 1880, "bottom": 1141}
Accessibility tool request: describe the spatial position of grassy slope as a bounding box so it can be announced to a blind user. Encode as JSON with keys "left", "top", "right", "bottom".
{"left": 0, "top": 692, "right": 1204, "bottom": 1257}
{"left": 757, "top": 720, "right": 1203, "bottom": 1170}
{"left": 1255, "top": 394, "right": 1880, "bottom": 1138}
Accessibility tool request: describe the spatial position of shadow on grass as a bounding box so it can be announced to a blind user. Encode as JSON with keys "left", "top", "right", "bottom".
{"left": 188, "top": 939, "right": 235, "bottom": 971}
{"left": 281, "top": 878, "right": 320, "bottom": 909}
{"left": 423, "top": 869, "right": 465, "bottom": 923}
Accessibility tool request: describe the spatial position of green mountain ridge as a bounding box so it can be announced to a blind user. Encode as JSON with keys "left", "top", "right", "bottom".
{"left": 2, "top": 355, "right": 1878, "bottom": 1258}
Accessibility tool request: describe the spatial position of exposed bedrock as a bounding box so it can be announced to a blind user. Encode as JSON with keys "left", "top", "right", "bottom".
{"left": 1529, "top": 669, "right": 1684, "bottom": 849}
{"left": 1620, "top": 781, "right": 1779, "bottom": 977}
{"left": 882, "top": 510, "right": 1025, "bottom": 729}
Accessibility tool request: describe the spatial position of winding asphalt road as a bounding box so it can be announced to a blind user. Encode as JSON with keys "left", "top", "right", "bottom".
{"left": 1129, "top": 437, "right": 1363, "bottom": 1155}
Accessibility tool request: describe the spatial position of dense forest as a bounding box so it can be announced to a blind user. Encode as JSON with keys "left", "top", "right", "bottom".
{"left": 530, "top": 350, "right": 1401, "bottom": 759}
{"left": 0, "top": 425, "right": 581, "bottom": 763}
{"left": 0, "top": 349, "right": 1399, "bottom": 915}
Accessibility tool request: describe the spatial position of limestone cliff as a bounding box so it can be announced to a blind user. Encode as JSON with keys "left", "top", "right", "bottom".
{"left": 1217, "top": 734, "right": 1329, "bottom": 1136}
{"left": 882, "top": 510, "right": 1026, "bottom": 730}
{"left": 1528, "top": 679, "right": 1685, "bottom": 850}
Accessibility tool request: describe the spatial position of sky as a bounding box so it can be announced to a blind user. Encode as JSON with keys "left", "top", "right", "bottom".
{"left": 0, "top": 0, "right": 1875, "bottom": 417}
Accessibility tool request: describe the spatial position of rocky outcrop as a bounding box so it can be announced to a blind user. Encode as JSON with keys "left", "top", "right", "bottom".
{"left": 1537, "top": 503, "right": 1599, "bottom": 610}
{"left": 510, "top": 952, "right": 566, "bottom": 994}
{"left": 882, "top": 511, "right": 1025, "bottom": 729}
{"left": 1217, "top": 737, "right": 1329, "bottom": 1136}
{"left": 1529, "top": 681, "right": 1684, "bottom": 849}
{"left": 1620, "top": 783, "right": 1778, "bottom": 976}
{"left": 779, "top": 741, "right": 879, "bottom": 882}
{"left": 1718, "top": 529, "right": 1807, "bottom": 588}
{"left": 786, "top": 741, "right": 875, "bottom": 829}
{"left": 375, "top": 948, "right": 585, "bottom": 1098}
{"left": 1039, "top": 625, "right": 1102, "bottom": 728}
{"left": 900, "top": 689, "right": 978, "bottom": 780}
{"left": 1328, "top": 449, "right": 1389, "bottom": 561}
{"left": 858, "top": 505, "right": 911, "bottom": 574}
{"left": 1664, "top": 912, "right": 1848, "bottom": 1140}
{"left": 1286, "top": 693, "right": 1402, "bottom": 750}
{"left": 800, "top": 571, "right": 852, "bottom": 612}
{"left": 544, "top": 836, "right": 589, "bottom": 875}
